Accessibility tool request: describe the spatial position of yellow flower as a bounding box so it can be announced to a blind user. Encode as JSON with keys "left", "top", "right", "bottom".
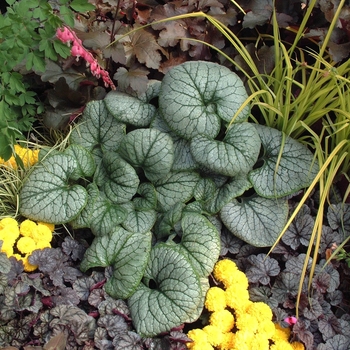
{"left": 0, "top": 217, "right": 18, "bottom": 228}
{"left": 272, "top": 324, "right": 291, "bottom": 342}
{"left": 209, "top": 309, "right": 235, "bottom": 333}
{"left": 205, "top": 286, "right": 227, "bottom": 312}
{"left": 213, "top": 259, "right": 240, "bottom": 287}
{"left": 0, "top": 225, "right": 20, "bottom": 244}
{"left": 37, "top": 221, "right": 55, "bottom": 232}
{"left": 19, "top": 219, "right": 37, "bottom": 238}
{"left": 253, "top": 333, "right": 270, "bottom": 350}
{"left": 270, "top": 340, "right": 294, "bottom": 350}
{"left": 16, "top": 236, "right": 36, "bottom": 254}
{"left": 33, "top": 224, "right": 53, "bottom": 243}
{"left": 246, "top": 302, "right": 273, "bottom": 322}
{"left": 232, "top": 329, "right": 254, "bottom": 350}
{"left": 1, "top": 241, "right": 14, "bottom": 257}
{"left": 187, "top": 329, "right": 213, "bottom": 350}
{"left": 291, "top": 341, "right": 305, "bottom": 350}
{"left": 22, "top": 254, "right": 38, "bottom": 272}
{"left": 225, "top": 284, "right": 251, "bottom": 311}
{"left": 203, "top": 325, "right": 224, "bottom": 347}
{"left": 235, "top": 313, "right": 259, "bottom": 333}
{"left": 35, "top": 240, "right": 51, "bottom": 249}
{"left": 219, "top": 332, "right": 235, "bottom": 349}
{"left": 258, "top": 320, "right": 276, "bottom": 339}
{"left": 0, "top": 145, "right": 39, "bottom": 169}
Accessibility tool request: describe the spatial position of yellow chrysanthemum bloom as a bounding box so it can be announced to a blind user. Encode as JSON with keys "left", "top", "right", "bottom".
{"left": 37, "top": 221, "right": 55, "bottom": 232}
{"left": 203, "top": 325, "right": 224, "bottom": 347}
{"left": 19, "top": 219, "right": 37, "bottom": 238}
{"left": 35, "top": 240, "right": 51, "bottom": 249}
{"left": 235, "top": 313, "right": 259, "bottom": 333}
{"left": 209, "top": 309, "right": 235, "bottom": 333}
{"left": 232, "top": 329, "right": 254, "bottom": 350}
{"left": 291, "top": 341, "right": 305, "bottom": 350}
{"left": 1, "top": 241, "right": 14, "bottom": 257}
{"left": 225, "top": 284, "right": 251, "bottom": 311}
{"left": 213, "top": 259, "right": 244, "bottom": 288}
{"left": 34, "top": 224, "right": 53, "bottom": 243}
{"left": 16, "top": 236, "right": 37, "bottom": 254}
{"left": 272, "top": 324, "right": 291, "bottom": 342}
{"left": 219, "top": 332, "right": 235, "bottom": 350}
{"left": 205, "top": 286, "right": 227, "bottom": 312}
{"left": 270, "top": 340, "right": 294, "bottom": 350}
{"left": 246, "top": 302, "right": 273, "bottom": 322}
{"left": 253, "top": 333, "right": 270, "bottom": 350}
{"left": 0, "top": 217, "right": 18, "bottom": 228}
{"left": 0, "top": 225, "right": 20, "bottom": 244}
{"left": 258, "top": 319, "right": 276, "bottom": 339}
{"left": 0, "top": 145, "right": 39, "bottom": 169}
{"left": 187, "top": 329, "right": 213, "bottom": 350}
{"left": 22, "top": 254, "right": 38, "bottom": 272}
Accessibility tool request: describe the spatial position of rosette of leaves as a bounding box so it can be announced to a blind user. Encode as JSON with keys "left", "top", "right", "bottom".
{"left": 19, "top": 61, "right": 318, "bottom": 336}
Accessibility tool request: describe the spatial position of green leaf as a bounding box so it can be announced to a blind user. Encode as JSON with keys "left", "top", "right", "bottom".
{"left": 70, "top": 100, "right": 126, "bottom": 153}
{"left": 220, "top": 195, "right": 289, "bottom": 247}
{"left": 190, "top": 122, "right": 261, "bottom": 176}
{"left": 204, "top": 174, "right": 252, "bottom": 214}
{"left": 128, "top": 244, "right": 202, "bottom": 337}
{"left": 121, "top": 202, "right": 157, "bottom": 234}
{"left": 154, "top": 171, "right": 200, "bottom": 212}
{"left": 133, "top": 183, "right": 157, "bottom": 211}
{"left": 64, "top": 144, "right": 96, "bottom": 180}
{"left": 118, "top": 128, "right": 174, "bottom": 182}
{"left": 89, "top": 196, "right": 128, "bottom": 236}
{"left": 159, "top": 61, "right": 249, "bottom": 140}
{"left": 249, "top": 125, "right": 319, "bottom": 198}
{"left": 94, "top": 152, "right": 140, "bottom": 204}
{"left": 172, "top": 213, "right": 220, "bottom": 277}
{"left": 69, "top": 0, "right": 95, "bottom": 12}
{"left": 19, "top": 154, "right": 88, "bottom": 224}
{"left": 104, "top": 91, "right": 156, "bottom": 127}
{"left": 80, "top": 227, "right": 152, "bottom": 299}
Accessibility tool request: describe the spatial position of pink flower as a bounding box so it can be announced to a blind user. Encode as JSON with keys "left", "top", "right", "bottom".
{"left": 284, "top": 316, "right": 298, "bottom": 325}
{"left": 56, "top": 26, "right": 116, "bottom": 90}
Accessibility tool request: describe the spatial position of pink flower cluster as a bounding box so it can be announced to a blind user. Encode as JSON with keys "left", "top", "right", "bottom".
{"left": 56, "top": 26, "right": 116, "bottom": 90}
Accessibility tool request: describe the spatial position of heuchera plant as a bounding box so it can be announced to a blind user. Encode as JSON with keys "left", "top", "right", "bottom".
{"left": 18, "top": 61, "right": 318, "bottom": 337}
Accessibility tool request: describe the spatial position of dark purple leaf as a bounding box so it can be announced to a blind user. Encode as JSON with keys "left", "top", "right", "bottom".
{"left": 318, "top": 315, "right": 343, "bottom": 341}
{"left": 317, "top": 334, "right": 350, "bottom": 350}
{"left": 97, "top": 314, "right": 128, "bottom": 338}
{"left": 293, "top": 319, "right": 314, "bottom": 349}
{"left": 245, "top": 253, "right": 280, "bottom": 285}
{"left": 303, "top": 298, "right": 323, "bottom": 320}
{"left": 94, "top": 327, "right": 114, "bottom": 350}
{"left": 61, "top": 236, "right": 87, "bottom": 261}
{"left": 312, "top": 272, "right": 331, "bottom": 294}
{"left": 220, "top": 228, "right": 243, "bottom": 256}
{"left": 112, "top": 331, "right": 143, "bottom": 350}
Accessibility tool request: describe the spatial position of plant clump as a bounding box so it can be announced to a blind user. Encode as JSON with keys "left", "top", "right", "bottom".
{"left": 187, "top": 258, "right": 305, "bottom": 350}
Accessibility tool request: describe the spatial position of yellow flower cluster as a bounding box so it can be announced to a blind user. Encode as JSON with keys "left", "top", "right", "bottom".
{"left": 187, "top": 259, "right": 305, "bottom": 350}
{"left": 0, "top": 217, "right": 54, "bottom": 272}
{"left": 0, "top": 144, "right": 39, "bottom": 169}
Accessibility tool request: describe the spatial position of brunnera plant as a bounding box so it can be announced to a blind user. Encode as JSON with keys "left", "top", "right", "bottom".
{"left": 18, "top": 60, "right": 318, "bottom": 337}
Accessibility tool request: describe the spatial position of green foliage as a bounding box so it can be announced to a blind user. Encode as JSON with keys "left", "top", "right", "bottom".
{"left": 18, "top": 61, "right": 317, "bottom": 336}
{"left": 0, "top": 0, "right": 92, "bottom": 161}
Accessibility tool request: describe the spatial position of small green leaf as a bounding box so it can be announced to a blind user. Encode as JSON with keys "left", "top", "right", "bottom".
{"left": 190, "top": 122, "right": 261, "bottom": 176}
{"left": 19, "top": 154, "right": 88, "bottom": 224}
{"left": 128, "top": 244, "right": 202, "bottom": 337}
{"left": 70, "top": 100, "right": 126, "bottom": 153}
{"left": 133, "top": 183, "right": 157, "bottom": 211}
{"left": 121, "top": 202, "right": 157, "bottom": 234}
{"left": 69, "top": 0, "right": 95, "bottom": 12}
{"left": 118, "top": 128, "right": 174, "bottom": 182}
{"left": 104, "top": 91, "right": 156, "bottom": 127}
{"left": 173, "top": 213, "right": 220, "bottom": 277}
{"left": 159, "top": 61, "right": 249, "bottom": 140}
{"left": 64, "top": 144, "right": 96, "bottom": 180}
{"left": 80, "top": 227, "right": 152, "bottom": 299}
{"left": 154, "top": 171, "right": 200, "bottom": 212}
{"left": 220, "top": 195, "right": 289, "bottom": 247}
{"left": 95, "top": 152, "right": 140, "bottom": 204}
{"left": 249, "top": 125, "right": 319, "bottom": 198}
